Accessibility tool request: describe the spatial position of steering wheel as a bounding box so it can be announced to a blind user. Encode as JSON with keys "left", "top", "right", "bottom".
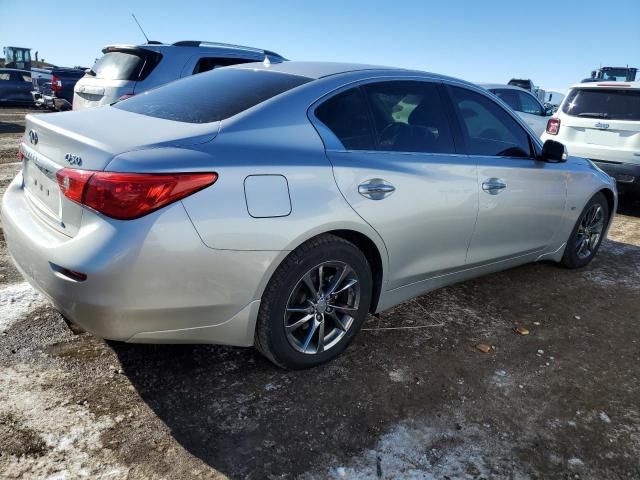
{"left": 379, "top": 122, "right": 410, "bottom": 150}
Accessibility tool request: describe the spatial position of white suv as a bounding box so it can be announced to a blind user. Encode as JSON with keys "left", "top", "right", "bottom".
{"left": 542, "top": 82, "right": 640, "bottom": 194}
{"left": 73, "top": 40, "right": 286, "bottom": 110}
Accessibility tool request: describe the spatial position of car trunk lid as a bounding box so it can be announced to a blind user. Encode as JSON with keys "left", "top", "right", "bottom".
{"left": 21, "top": 107, "right": 218, "bottom": 237}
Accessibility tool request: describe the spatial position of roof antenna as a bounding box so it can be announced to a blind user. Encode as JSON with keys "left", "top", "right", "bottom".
{"left": 131, "top": 13, "right": 150, "bottom": 44}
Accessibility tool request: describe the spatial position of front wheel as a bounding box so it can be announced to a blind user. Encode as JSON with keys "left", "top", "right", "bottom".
{"left": 561, "top": 192, "right": 610, "bottom": 269}
{"left": 255, "top": 234, "right": 372, "bottom": 369}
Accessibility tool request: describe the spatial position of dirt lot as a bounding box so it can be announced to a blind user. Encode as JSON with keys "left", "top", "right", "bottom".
{"left": 1, "top": 107, "right": 640, "bottom": 479}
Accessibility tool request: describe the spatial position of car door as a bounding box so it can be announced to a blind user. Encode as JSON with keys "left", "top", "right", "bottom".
{"left": 446, "top": 85, "right": 566, "bottom": 265}
{"left": 312, "top": 80, "right": 478, "bottom": 290}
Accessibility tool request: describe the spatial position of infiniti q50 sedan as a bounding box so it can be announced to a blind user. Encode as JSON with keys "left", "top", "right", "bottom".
{"left": 3, "top": 61, "right": 616, "bottom": 368}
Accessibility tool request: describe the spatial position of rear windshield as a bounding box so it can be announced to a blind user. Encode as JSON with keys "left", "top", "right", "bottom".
{"left": 114, "top": 68, "right": 312, "bottom": 123}
{"left": 562, "top": 88, "right": 640, "bottom": 121}
{"left": 90, "top": 50, "right": 158, "bottom": 81}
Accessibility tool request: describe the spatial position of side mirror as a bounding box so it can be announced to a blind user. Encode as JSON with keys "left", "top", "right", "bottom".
{"left": 540, "top": 139, "right": 567, "bottom": 163}
{"left": 544, "top": 107, "right": 555, "bottom": 116}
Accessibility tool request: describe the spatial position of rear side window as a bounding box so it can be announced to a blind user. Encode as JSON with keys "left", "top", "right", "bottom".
{"left": 492, "top": 89, "right": 520, "bottom": 112}
{"left": 362, "top": 81, "right": 455, "bottom": 154}
{"left": 562, "top": 88, "right": 640, "bottom": 121}
{"left": 193, "top": 57, "right": 255, "bottom": 74}
{"left": 90, "top": 50, "right": 161, "bottom": 81}
{"left": 450, "top": 86, "right": 531, "bottom": 158}
{"left": 115, "top": 68, "right": 311, "bottom": 123}
{"left": 315, "top": 88, "right": 374, "bottom": 150}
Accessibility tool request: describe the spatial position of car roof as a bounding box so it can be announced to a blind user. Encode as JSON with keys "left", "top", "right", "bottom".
{"left": 569, "top": 81, "right": 640, "bottom": 90}
{"left": 228, "top": 60, "right": 464, "bottom": 83}
{"left": 478, "top": 83, "right": 532, "bottom": 92}
{"left": 102, "top": 41, "right": 285, "bottom": 59}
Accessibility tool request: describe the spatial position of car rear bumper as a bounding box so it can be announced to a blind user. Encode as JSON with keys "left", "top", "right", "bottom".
{"left": 591, "top": 160, "right": 640, "bottom": 193}
{"left": 2, "top": 173, "right": 284, "bottom": 345}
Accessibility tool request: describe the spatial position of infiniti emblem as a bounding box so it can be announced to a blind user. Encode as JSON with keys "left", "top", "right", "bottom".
{"left": 595, "top": 122, "right": 610, "bottom": 130}
{"left": 28, "top": 130, "right": 38, "bottom": 145}
{"left": 64, "top": 153, "right": 83, "bottom": 166}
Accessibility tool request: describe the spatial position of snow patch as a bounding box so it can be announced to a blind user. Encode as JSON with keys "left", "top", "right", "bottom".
{"left": 0, "top": 364, "right": 129, "bottom": 479}
{"left": 308, "top": 421, "right": 529, "bottom": 479}
{"left": 0, "top": 282, "right": 46, "bottom": 333}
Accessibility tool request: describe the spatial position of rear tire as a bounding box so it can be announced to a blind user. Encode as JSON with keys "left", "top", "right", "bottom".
{"left": 561, "top": 192, "right": 609, "bottom": 269}
{"left": 255, "top": 234, "right": 372, "bottom": 369}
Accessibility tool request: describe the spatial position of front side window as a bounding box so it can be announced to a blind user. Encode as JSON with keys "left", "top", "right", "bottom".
{"left": 314, "top": 88, "right": 374, "bottom": 150}
{"left": 562, "top": 88, "right": 640, "bottom": 121}
{"left": 115, "top": 68, "right": 311, "bottom": 123}
{"left": 517, "top": 91, "right": 544, "bottom": 115}
{"left": 361, "top": 81, "right": 455, "bottom": 154}
{"left": 450, "top": 86, "right": 531, "bottom": 158}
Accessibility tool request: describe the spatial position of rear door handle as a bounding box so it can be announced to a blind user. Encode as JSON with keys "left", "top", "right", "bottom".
{"left": 358, "top": 179, "right": 396, "bottom": 200}
{"left": 482, "top": 178, "right": 507, "bottom": 195}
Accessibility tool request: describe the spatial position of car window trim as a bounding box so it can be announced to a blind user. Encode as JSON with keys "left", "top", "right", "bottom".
{"left": 442, "top": 82, "right": 540, "bottom": 160}
{"left": 308, "top": 76, "right": 465, "bottom": 156}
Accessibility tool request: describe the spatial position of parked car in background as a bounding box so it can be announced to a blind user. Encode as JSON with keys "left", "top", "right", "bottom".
{"left": 5, "top": 62, "right": 615, "bottom": 369}
{"left": 543, "top": 90, "right": 566, "bottom": 113}
{"left": 73, "top": 40, "right": 286, "bottom": 109}
{"left": 542, "top": 81, "right": 640, "bottom": 195}
{"left": 582, "top": 66, "right": 637, "bottom": 83}
{"left": 480, "top": 83, "right": 553, "bottom": 136}
{"left": 31, "top": 67, "right": 85, "bottom": 111}
{"left": 0, "top": 68, "right": 33, "bottom": 106}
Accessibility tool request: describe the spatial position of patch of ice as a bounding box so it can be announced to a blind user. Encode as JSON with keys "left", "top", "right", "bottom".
{"left": 0, "top": 282, "right": 46, "bottom": 333}
{"left": 568, "top": 457, "right": 584, "bottom": 467}
{"left": 388, "top": 368, "right": 410, "bottom": 383}
{"left": 307, "top": 421, "right": 528, "bottom": 480}
{"left": 599, "top": 411, "right": 612, "bottom": 424}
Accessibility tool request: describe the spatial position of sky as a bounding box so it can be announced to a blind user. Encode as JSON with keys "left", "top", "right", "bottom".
{"left": 2, "top": 0, "right": 639, "bottom": 93}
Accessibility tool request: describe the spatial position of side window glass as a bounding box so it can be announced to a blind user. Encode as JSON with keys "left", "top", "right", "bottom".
{"left": 492, "top": 89, "right": 521, "bottom": 112}
{"left": 193, "top": 57, "right": 253, "bottom": 75}
{"left": 518, "top": 92, "right": 544, "bottom": 116}
{"left": 450, "top": 86, "right": 531, "bottom": 158}
{"left": 361, "top": 81, "right": 455, "bottom": 154}
{"left": 315, "top": 88, "right": 374, "bottom": 150}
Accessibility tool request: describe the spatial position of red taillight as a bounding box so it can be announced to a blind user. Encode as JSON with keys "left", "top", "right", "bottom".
{"left": 17, "top": 141, "right": 24, "bottom": 161}
{"left": 55, "top": 169, "right": 217, "bottom": 220}
{"left": 546, "top": 118, "right": 561, "bottom": 135}
{"left": 118, "top": 93, "right": 135, "bottom": 101}
{"left": 51, "top": 74, "right": 62, "bottom": 93}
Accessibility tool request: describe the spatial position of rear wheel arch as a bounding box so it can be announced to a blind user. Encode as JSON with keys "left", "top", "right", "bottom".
{"left": 258, "top": 228, "right": 386, "bottom": 314}
{"left": 599, "top": 188, "right": 615, "bottom": 226}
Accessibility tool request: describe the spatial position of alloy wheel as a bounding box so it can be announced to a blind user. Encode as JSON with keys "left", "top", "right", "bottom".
{"left": 575, "top": 203, "right": 605, "bottom": 259}
{"left": 284, "top": 261, "right": 360, "bottom": 354}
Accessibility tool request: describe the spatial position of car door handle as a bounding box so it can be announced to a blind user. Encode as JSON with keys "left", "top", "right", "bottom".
{"left": 482, "top": 179, "right": 507, "bottom": 195}
{"left": 358, "top": 179, "right": 396, "bottom": 200}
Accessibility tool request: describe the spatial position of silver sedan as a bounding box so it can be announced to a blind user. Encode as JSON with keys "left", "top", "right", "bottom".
{"left": 2, "top": 61, "right": 616, "bottom": 368}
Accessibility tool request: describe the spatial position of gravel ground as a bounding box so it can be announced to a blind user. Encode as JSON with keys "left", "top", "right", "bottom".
{"left": 1, "top": 107, "right": 640, "bottom": 479}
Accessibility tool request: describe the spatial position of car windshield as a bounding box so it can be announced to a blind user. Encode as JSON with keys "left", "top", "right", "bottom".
{"left": 562, "top": 88, "right": 640, "bottom": 121}
{"left": 114, "top": 68, "right": 312, "bottom": 123}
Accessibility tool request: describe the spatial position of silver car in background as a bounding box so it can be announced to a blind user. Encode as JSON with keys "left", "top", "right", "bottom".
{"left": 3, "top": 62, "right": 616, "bottom": 368}
{"left": 479, "top": 83, "right": 554, "bottom": 136}
{"left": 73, "top": 40, "right": 286, "bottom": 109}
